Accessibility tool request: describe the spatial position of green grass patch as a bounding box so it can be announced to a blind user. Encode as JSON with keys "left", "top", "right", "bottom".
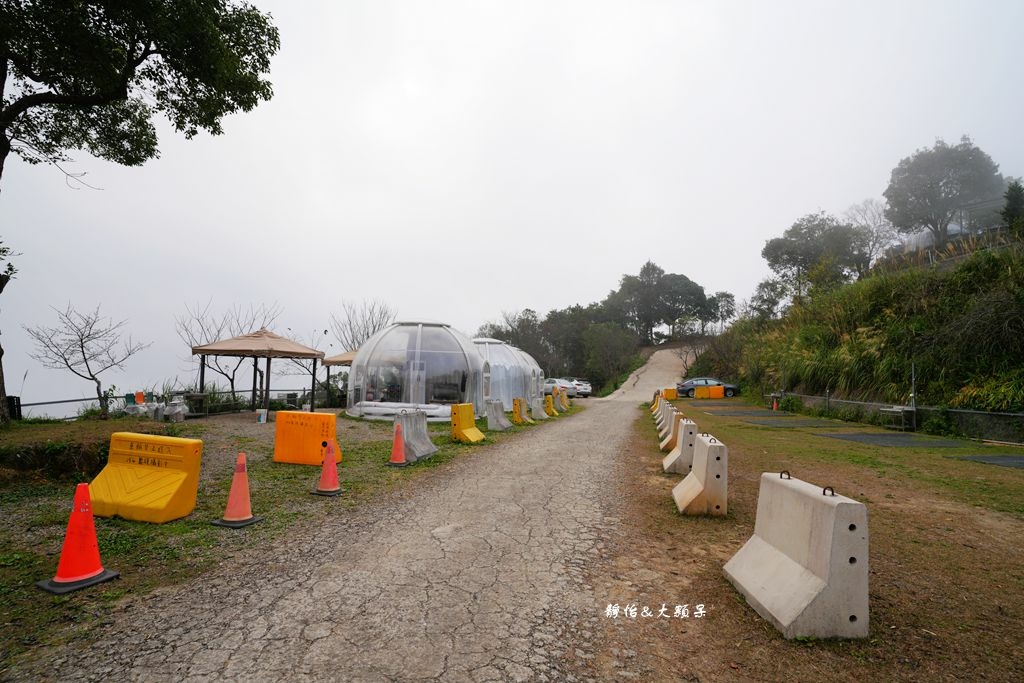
{"left": 678, "top": 399, "right": 1024, "bottom": 517}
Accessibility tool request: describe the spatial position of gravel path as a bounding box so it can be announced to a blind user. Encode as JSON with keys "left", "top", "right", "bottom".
{"left": 14, "top": 351, "right": 683, "bottom": 682}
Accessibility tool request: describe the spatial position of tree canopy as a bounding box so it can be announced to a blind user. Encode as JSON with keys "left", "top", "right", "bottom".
{"left": 883, "top": 136, "right": 1005, "bottom": 245}
{"left": 0, "top": 0, "right": 280, "bottom": 187}
{"left": 1003, "top": 180, "right": 1024, "bottom": 235}
{"left": 761, "top": 212, "right": 864, "bottom": 302}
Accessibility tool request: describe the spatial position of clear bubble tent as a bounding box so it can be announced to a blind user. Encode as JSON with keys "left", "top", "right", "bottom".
{"left": 346, "top": 321, "right": 489, "bottom": 420}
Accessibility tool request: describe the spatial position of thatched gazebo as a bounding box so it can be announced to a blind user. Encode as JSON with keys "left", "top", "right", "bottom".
{"left": 191, "top": 328, "right": 325, "bottom": 412}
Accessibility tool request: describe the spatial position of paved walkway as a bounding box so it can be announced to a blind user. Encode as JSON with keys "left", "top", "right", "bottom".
{"left": 18, "top": 351, "right": 683, "bottom": 682}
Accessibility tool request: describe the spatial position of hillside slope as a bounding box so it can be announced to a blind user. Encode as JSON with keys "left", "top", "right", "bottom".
{"left": 692, "top": 244, "right": 1024, "bottom": 411}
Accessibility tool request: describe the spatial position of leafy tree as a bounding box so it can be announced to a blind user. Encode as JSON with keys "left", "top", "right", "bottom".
{"left": 661, "top": 272, "right": 707, "bottom": 336}
{"left": 0, "top": 1, "right": 280, "bottom": 188}
{"left": 0, "top": 238, "right": 16, "bottom": 423}
{"left": 883, "top": 136, "right": 1005, "bottom": 246}
{"left": 540, "top": 305, "right": 591, "bottom": 377}
{"left": 747, "top": 278, "right": 788, "bottom": 320}
{"left": 1003, "top": 180, "right": 1024, "bottom": 235}
{"left": 476, "top": 309, "right": 547, "bottom": 363}
{"left": 762, "top": 212, "right": 860, "bottom": 302}
{"left": 602, "top": 261, "right": 708, "bottom": 344}
{"left": 24, "top": 304, "right": 150, "bottom": 418}
{"left": 707, "top": 291, "right": 736, "bottom": 333}
{"left": 582, "top": 322, "right": 639, "bottom": 389}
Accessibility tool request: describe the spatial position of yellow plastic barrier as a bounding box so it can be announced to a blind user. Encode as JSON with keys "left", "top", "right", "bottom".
{"left": 512, "top": 397, "right": 534, "bottom": 425}
{"left": 709, "top": 385, "right": 726, "bottom": 399}
{"left": 451, "top": 403, "right": 485, "bottom": 443}
{"left": 559, "top": 390, "right": 570, "bottom": 410}
{"left": 694, "top": 386, "right": 711, "bottom": 399}
{"left": 544, "top": 395, "right": 558, "bottom": 417}
{"left": 273, "top": 411, "right": 341, "bottom": 465}
{"left": 90, "top": 432, "right": 203, "bottom": 523}
{"left": 663, "top": 387, "right": 678, "bottom": 400}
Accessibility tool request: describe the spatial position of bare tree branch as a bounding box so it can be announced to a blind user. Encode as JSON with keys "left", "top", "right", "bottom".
{"left": 175, "top": 301, "right": 281, "bottom": 398}
{"left": 329, "top": 299, "right": 397, "bottom": 352}
{"left": 24, "top": 304, "right": 151, "bottom": 417}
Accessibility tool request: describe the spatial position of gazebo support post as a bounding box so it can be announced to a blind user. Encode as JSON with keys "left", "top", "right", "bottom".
{"left": 326, "top": 366, "right": 331, "bottom": 407}
{"left": 264, "top": 357, "right": 272, "bottom": 412}
{"left": 199, "top": 355, "right": 206, "bottom": 393}
{"left": 251, "top": 357, "right": 258, "bottom": 411}
{"left": 310, "top": 359, "right": 318, "bottom": 412}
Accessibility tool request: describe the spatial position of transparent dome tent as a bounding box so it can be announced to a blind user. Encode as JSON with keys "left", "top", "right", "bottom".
{"left": 347, "top": 321, "right": 489, "bottom": 420}
{"left": 472, "top": 338, "right": 544, "bottom": 411}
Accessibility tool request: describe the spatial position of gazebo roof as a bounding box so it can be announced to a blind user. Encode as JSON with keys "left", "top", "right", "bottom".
{"left": 322, "top": 350, "right": 357, "bottom": 366}
{"left": 191, "top": 328, "right": 324, "bottom": 359}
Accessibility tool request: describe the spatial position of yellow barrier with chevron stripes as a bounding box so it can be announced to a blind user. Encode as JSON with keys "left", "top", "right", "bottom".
{"left": 90, "top": 432, "right": 203, "bottom": 523}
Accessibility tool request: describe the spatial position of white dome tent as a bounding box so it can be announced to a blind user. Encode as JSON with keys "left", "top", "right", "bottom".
{"left": 347, "top": 321, "right": 489, "bottom": 420}
{"left": 511, "top": 347, "right": 545, "bottom": 404}
{"left": 472, "top": 338, "right": 540, "bottom": 411}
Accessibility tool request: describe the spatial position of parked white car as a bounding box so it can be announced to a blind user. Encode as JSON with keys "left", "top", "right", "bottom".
{"left": 571, "top": 378, "right": 592, "bottom": 397}
{"left": 543, "top": 377, "right": 578, "bottom": 398}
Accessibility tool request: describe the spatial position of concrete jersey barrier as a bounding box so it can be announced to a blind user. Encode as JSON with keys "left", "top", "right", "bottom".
{"left": 394, "top": 410, "right": 438, "bottom": 463}
{"left": 659, "top": 412, "right": 685, "bottom": 452}
{"left": 657, "top": 406, "right": 677, "bottom": 440}
{"left": 486, "top": 400, "right": 513, "bottom": 431}
{"left": 530, "top": 397, "right": 549, "bottom": 420}
{"left": 723, "top": 473, "right": 869, "bottom": 639}
{"left": 672, "top": 433, "right": 727, "bottom": 516}
{"left": 662, "top": 419, "right": 698, "bottom": 474}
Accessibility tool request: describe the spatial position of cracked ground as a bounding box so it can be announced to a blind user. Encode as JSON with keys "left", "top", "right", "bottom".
{"left": 8, "top": 351, "right": 684, "bottom": 682}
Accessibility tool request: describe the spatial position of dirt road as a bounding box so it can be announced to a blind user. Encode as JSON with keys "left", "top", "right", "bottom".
{"left": 14, "top": 351, "right": 683, "bottom": 681}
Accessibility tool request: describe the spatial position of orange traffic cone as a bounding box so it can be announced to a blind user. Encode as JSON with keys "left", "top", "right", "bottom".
{"left": 387, "top": 423, "right": 407, "bottom": 467}
{"left": 37, "top": 483, "right": 119, "bottom": 594}
{"left": 312, "top": 441, "right": 342, "bottom": 497}
{"left": 212, "top": 452, "right": 262, "bottom": 528}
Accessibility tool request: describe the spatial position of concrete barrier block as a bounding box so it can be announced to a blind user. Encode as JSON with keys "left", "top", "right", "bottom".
{"left": 723, "top": 473, "right": 869, "bottom": 639}
{"left": 530, "top": 397, "right": 549, "bottom": 420}
{"left": 486, "top": 400, "right": 512, "bottom": 431}
{"left": 671, "top": 433, "right": 727, "bottom": 516}
{"left": 394, "top": 410, "right": 438, "bottom": 462}
{"left": 657, "top": 406, "right": 677, "bottom": 439}
{"left": 662, "top": 419, "right": 698, "bottom": 473}
{"left": 659, "top": 412, "right": 685, "bottom": 452}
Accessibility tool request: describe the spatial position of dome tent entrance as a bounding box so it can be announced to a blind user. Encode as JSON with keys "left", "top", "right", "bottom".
{"left": 347, "top": 321, "right": 489, "bottom": 420}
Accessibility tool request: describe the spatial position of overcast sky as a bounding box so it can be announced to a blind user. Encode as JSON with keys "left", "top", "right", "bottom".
{"left": 3, "top": 0, "right": 1023, "bottom": 414}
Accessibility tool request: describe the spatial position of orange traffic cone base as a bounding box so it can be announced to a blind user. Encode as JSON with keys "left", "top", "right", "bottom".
{"left": 211, "top": 515, "right": 262, "bottom": 528}
{"left": 37, "top": 567, "right": 120, "bottom": 595}
{"left": 386, "top": 460, "right": 408, "bottom": 468}
{"left": 311, "top": 487, "right": 342, "bottom": 497}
